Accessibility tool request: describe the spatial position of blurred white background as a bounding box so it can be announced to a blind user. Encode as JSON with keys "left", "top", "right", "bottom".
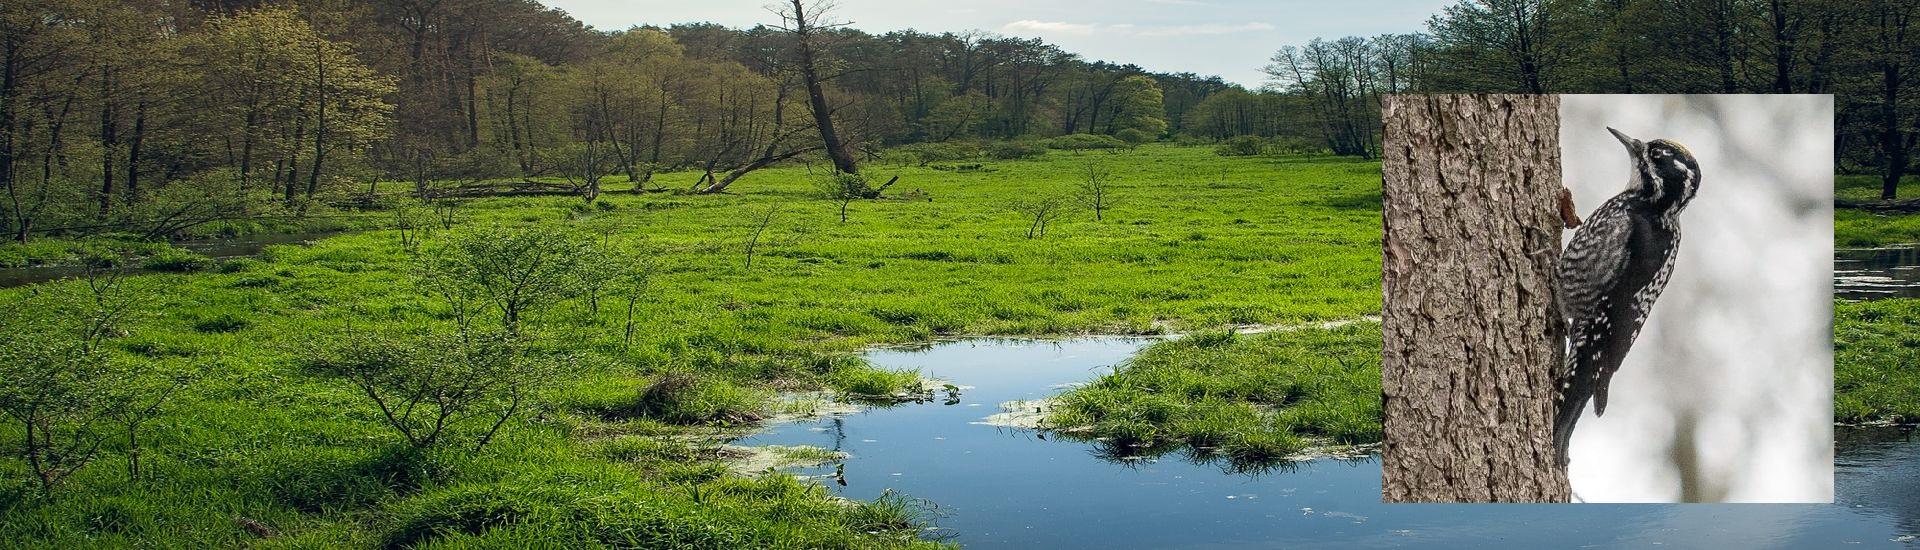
{"left": 1559, "top": 95, "right": 1833, "bottom": 503}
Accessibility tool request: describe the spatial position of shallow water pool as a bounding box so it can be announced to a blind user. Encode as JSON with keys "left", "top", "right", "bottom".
{"left": 735, "top": 336, "right": 1917, "bottom": 548}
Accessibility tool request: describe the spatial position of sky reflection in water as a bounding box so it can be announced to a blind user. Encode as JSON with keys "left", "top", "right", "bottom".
{"left": 735, "top": 337, "right": 1916, "bottom": 549}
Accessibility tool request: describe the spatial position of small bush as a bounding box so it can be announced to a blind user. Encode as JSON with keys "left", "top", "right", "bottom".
{"left": 1214, "top": 135, "right": 1268, "bottom": 157}
{"left": 305, "top": 329, "right": 554, "bottom": 451}
{"left": 987, "top": 140, "right": 1047, "bottom": 160}
{"left": 1115, "top": 128, "right": 1154, "bottom": 145}
{"left": 1044, "top": 133, "right": 1127, "bottom": 152}
{"left": 893, "top": 142, "right": 980, "bottom": 166}
{"left": 625, "top": 372, "right": 766, "bottom": 425}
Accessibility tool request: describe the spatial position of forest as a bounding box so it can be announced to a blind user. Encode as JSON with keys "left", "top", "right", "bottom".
{"left": 0, "top": 0, "right": 1916, "bottom": 546}
{"left": 4, "top": 0, "right": 1917, "bottom": 246}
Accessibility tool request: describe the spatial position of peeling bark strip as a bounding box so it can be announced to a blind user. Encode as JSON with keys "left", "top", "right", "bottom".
{"left": 1380, "top": 94, "right": 1570, "bottom": 503}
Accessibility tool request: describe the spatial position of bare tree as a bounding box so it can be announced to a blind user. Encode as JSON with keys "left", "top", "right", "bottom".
{"left": 1076, "top": 163, "right": 1118, "bottom": 221}
{"left": 772, "top": 0, "right": 860, "bottom": 175}
{"left": 1014, "top": 193, "right": 1068, "bottom": 239}
{"left": 743, "top": 204, "right": 780, "bottom": 270}
{"left": 1380, "top": 94, "right": 1569, "bottom": 503}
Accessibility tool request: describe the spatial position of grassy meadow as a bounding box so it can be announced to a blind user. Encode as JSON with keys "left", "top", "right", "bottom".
{"left": 4, "top": 142, "right": 1914, "bottom": 547}
{"left": 0, "top": 145, "right": 1385, "bottom": 547}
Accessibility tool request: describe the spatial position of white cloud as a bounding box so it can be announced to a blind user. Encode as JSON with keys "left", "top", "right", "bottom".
{"left": 1145, "top": 0, "right": 1211, "bottom": 5}
{"left": 1002, "top": 20, "right": 1100, "bottom": 35}
{"left": 1000, "top": 20, "right": 1273, "bottom": 38}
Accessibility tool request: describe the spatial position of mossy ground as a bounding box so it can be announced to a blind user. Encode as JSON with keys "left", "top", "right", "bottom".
{"left": 0, "top": 145, "right": 1384, "bottom": 547}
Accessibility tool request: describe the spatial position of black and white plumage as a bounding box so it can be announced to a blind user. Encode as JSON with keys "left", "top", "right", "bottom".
{"left": 1552, "top": 127, "right": 1700, "bottom": 465}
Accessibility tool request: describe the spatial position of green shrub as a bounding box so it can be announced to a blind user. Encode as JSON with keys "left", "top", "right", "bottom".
{"left": 618, "top": 372, "right": 767, "bottom": 425}
{"left": 893, "top": 142, "right": 980, "bottom": 166}
{"left": 1115, "top": 128, "right": 1154, "bottom": 145}
{"left": 304, "top": 329, "right": 555, "bottom": 450}
{"left": 987, "top": 140, "right": 1047, "bottom": 160}
{"left": 1214, "top": 135, "right": 1268, "bottom": 157}
{"left": 1044, "top": 133, "right": 1127, "bottom": 152}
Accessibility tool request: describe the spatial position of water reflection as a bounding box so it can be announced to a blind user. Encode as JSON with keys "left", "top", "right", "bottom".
{"left": 736, "top": 336, "right": 1917, "bottom": 548}
{"left": 1837, "top": 245, "right": 1920, "bottom": 300}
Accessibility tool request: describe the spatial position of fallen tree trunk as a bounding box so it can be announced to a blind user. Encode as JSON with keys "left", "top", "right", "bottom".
{"left": 694, "top": 146, "right": 823, "bottom": 195}
{"left": 1837, "top": 197, "right": 1920, "bottom": 213}
{"left": 419, "top": 181, "right": 583, "bottom": 200}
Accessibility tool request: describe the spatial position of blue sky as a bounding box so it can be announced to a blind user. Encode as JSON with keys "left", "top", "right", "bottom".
{"left": 545, "top": 0, "right": 1452, "bottom": 87}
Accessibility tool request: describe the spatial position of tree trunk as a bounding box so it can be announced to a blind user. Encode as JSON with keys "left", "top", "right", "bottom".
{"left": 126, "top": 101, "right": 146, "bottom": 204}
{"left": 98, "top": 70, "right": 117, "bottom": 218}
{"left": 306, "top": 44, "right": 328, "bottom": 208}
{"left": 285, "top": 100, "right": 307, "bottom": 203}
{"left": 0, "top": 36, "right": 17, "bottom": 222}
{"left": 1879, "top": 1, "right": 1914, "bottom": 200}
{"left": 1884, "top": 57, "right": 1907, "bottom": 201}
{"left": 238, "top": 95, "right": 260, "bottom": 193}
{"left": 1380, "top": 94, "right": 1570, "bottom": 503}
{"left": 1769, "top": 0, "right": 1796, "bottom": 93}
{"left": 696, "top": 145, "right": 822, "bottom": 195}
{"left": 506, "top": 84, "right": 528, "bottom": 175}
{"left": 788, "top": 0, "right": 858, "bottom": 175}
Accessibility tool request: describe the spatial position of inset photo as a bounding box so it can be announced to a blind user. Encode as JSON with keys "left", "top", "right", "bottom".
{"left": 1380, "top": 94, "right": 1833, "bottom": 503}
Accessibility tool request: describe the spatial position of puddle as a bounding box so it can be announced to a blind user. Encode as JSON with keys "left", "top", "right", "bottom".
{"left": 736, "top": 336, "right": 1920, "bottom": 548}
{"left": 1837, "top": 245, "right": 1920, "bottom": 300}
{"left": 0, "top": 231, "right": 344, "bottom": 288}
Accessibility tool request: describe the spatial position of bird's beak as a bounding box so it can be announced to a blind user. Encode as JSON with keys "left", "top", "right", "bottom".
{"left": 1607, "top": 127, "right": 1643, "bottom": 152}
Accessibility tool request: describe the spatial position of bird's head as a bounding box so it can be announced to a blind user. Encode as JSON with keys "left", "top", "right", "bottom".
{"left": 1608, "top": 127, "right": 1700, "bottom": 211}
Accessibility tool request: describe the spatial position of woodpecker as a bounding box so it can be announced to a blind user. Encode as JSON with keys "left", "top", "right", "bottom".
{"left": 1552, "top": 127, "right": 1700, "bottom": 465}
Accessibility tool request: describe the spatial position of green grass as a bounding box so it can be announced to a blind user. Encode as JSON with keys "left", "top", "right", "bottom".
{"left": 1835, "top": 174, "right": 1920, "bottom": 203}
{"left": 0, "top": 144, "right": 1384, "bottom": 547}
{"left": 1833, "top": 175, "right": 1920, "bottom": 424}
{"left": 1836, "top": 299, "right": 1920, "bottom": 424}
{"left": 1837, "top": 209, "right": 1920, "bottom": 248}
{"left": 1046, "top": 323, "right": 1382, "bottom": 467}
{"left": 1837, "top": 175, "right": 1920, "bottom": 247}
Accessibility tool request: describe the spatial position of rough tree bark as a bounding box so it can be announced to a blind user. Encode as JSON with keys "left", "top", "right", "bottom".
{"left": 1381, "top": 94, "right": 1570, "bottom": 503}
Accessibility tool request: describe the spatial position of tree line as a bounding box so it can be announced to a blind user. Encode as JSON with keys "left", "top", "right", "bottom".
{"left": 0, "top": 0, "right": 1217, "bottom": 244}
{"left": 3, "top": 0, "right": 1916, "bottom": 246}
{"left": 1266, "top": 0, "right": 1914, "bottom": 197}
